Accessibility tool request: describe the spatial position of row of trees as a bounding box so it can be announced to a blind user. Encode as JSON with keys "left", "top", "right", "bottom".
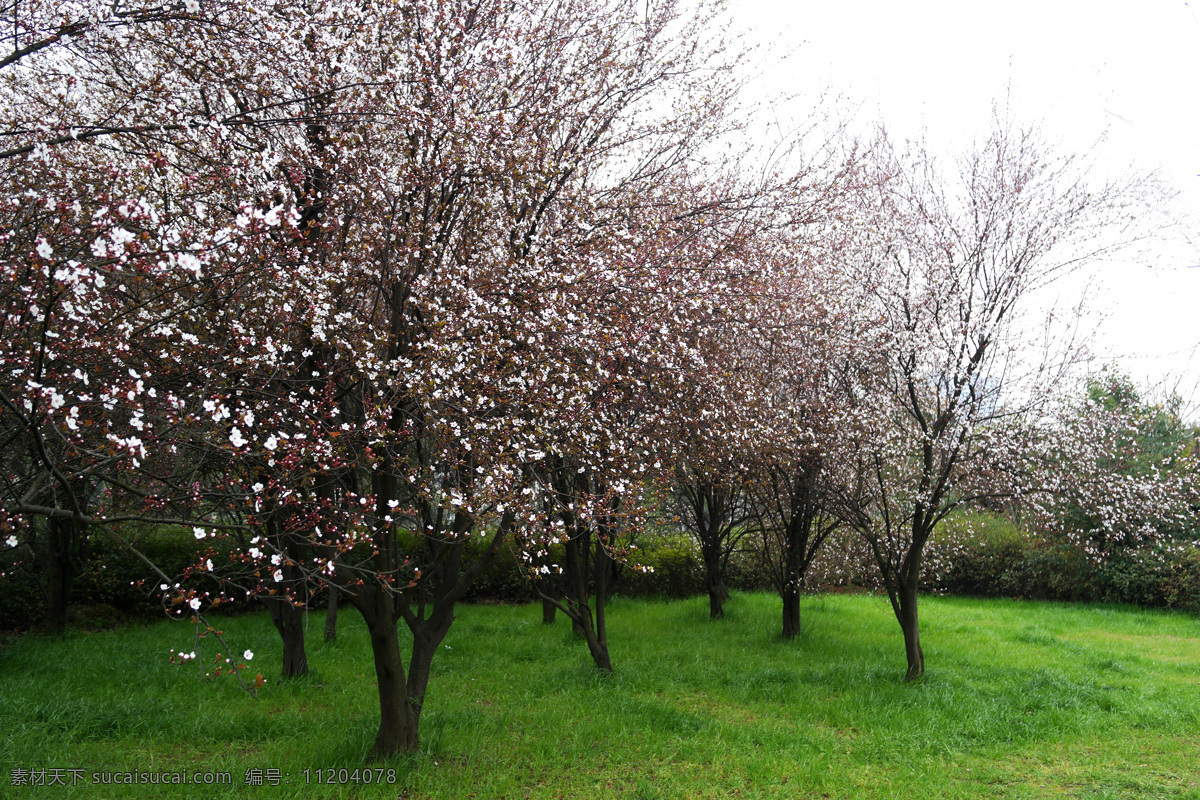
{"left": 2, "top": 0, "right": 1189, "bottom": 756}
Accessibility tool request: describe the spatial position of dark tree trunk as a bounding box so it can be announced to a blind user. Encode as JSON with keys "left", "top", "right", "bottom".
{"left": 759, "top": 464, "right": 836, "bottom": 644}
{"left": 781, "top": 586, "right": 801, "bottom": 639}
{"left": 684, "top": 480, "right": 739, "bottom": 621}
{"left": 352, "top": 511, "right": 509, "bottom": 758}
{"left": 897, "top": 581, "right": 924, "bottom": 681}
{"left": 592, "top": 544, "right": 609, "bottom": 663}
{"left": 708, "top": 585, "right": 726, "bottom": 620}
{"left": 364, "top": 597, "right": 418, "bottom": 757}
{"left": 894, "top": 515, "right": 930, "bottom": 681}
{"left": 563, "top": 531, "right": 613, "bottom": 671}
{"left": 778, "top": 507, "right": 810, "bottom": 640}
{"left": 703, "top": 548, "right": 729, "bottom": 620}
{"left": 324, "top": 584, "right": 339, "bottom": 643}
{"left": 403, "top": 618, "right": 454, "bottom": 744}
{"left": 541, "top": 595, "right": 557, "bottom": 624}
{"left": 43, "top": 516, "right": 76, "bottom": 635}
{"left": 262, "top": 596, "right": 309, "bottom": 678}
{"left": 582, "top": 625, "right": 613, "bottom": 672}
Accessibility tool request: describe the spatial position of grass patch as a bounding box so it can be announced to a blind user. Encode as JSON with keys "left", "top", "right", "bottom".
{"left": 2, "top": 593, "right": 1198, "bottom": 798}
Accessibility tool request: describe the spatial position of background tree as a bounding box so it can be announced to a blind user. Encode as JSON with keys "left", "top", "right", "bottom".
{"left": 744, "top": 231, "right": 865, "bottom": 640}
{"left": 1020, "top": 372, "right": 1199, "bottom": 562}
{"left": 837, "top": 119, "right": 1142, "bottom": 680}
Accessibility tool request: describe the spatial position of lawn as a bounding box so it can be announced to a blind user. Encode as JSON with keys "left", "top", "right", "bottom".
{"left": 2, "top": 592, "right": 1198, "bottom": 799}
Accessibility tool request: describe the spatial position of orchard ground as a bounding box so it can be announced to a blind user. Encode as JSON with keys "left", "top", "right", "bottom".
{"left": 2, "top": 592, "right": 1198, "bottom": 799}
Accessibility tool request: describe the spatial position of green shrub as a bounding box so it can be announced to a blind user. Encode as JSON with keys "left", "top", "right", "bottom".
{"left": 929, "top": 510, "right": 1099, "bottom": 600}
{"left": 1155, "top": 543, "right": 1200, "bottom": 611}
{"left": 928, "top": 509, "right": 1200, "bottom": 611}
{"left": 1012, "top": 539, "right": 1098, "bottom": 602}
{"left": 0, "top": 524, "right": 215, "bottom": 631}
{"left": 73, "top": 528, "right": 210, "bottom": 616}
{"left": 1095, "top": 541, "right": 1200, "bottom": 611}
{"left": 619, "top": 537, "right": 705, "bottom": 598}
{"left": 459, "top": 538, "right": 541, "bottom": 603}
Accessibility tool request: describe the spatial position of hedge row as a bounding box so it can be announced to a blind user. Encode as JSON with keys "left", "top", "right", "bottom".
{"left": 927, "top": 511, "right": 1200, "bottom": 611}
{"left": 4, "top": 512, "right": 1197, "bottom": 632}
{"left": 0, "top": 527, "right": 252, "bottom": 631}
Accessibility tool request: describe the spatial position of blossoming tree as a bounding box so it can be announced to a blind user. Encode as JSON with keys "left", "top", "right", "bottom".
{"left": 834, "top": 120, "right": 1146, "bottom": 680}
{"left": 2, "top": 0, "right": 795, "bottom": 756}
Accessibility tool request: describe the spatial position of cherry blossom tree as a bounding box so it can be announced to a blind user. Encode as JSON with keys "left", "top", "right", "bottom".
{"left": 1020, "top": 374, "right": 1199, "bottom": 561}
{"left": 518, "top": 175, "right": 773, "bottom": 668}
{"left": 0, "top": 0, "right": 390, "bottom": 632}
{"left": 654, "top": 129, "right": 861, "bottom": 624}
{"left": 835, "top": 120, "right": 1145, "bottom": 680}
{"left": 5, "top": 0, "right": 801, "bottom": 756}
{"left": 742, "top": 228, "right": 869, "bottom": 639}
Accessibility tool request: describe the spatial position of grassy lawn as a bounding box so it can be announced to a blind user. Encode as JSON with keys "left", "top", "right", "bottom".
{"left": 2, "top": 592, "right": 1199, "bottom": 799}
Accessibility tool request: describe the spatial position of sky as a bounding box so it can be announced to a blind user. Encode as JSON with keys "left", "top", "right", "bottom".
{"left": 733, "top": 0, "right": 1200, "bottom": 409}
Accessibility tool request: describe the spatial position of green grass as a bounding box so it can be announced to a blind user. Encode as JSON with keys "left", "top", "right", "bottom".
{"left": 2, "top": 593, "right": 1199, "bottom": 798}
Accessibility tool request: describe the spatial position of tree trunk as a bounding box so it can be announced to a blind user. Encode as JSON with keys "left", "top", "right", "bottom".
{"left": 568, "top": 589, "right": 613, "bottom": 672}
{"left": 781, "top": 586, "right": 801, "bottom": 639}
{"left": 703, "top": 548, "right": 728, "bottom": 619}
{"left": 541, "top": 595, "right": 557, "bottom": 624}
{"left": 262, "top": 596, "right": 309, "bottom": 678}
{"left": 708, "top": 585, "right": 725, "bottom": 620}
{"left": 324, "top": 584, "right": 339, "bottom": 643}
{"left": 583, "top": 623, "right": 613, "bottom": 672}
{"left": 897, "top": 582, "right": 924, "bottom": 681}
{"left": 43, "top": 516, "right": 75, "bottom": 635}
{"left": 568, "top": 584, "right": 613, "bottom": 672}
{"left": 366, "top": 604, "right": 418, "bottom": 757}
{"left": 563, "top": 533, "right": 613, "bottom": 671}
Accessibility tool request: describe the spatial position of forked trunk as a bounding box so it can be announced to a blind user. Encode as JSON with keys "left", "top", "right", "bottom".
{"left": 566, "top": 591, "right": 613, "bottom": 672}
{"left": 583, "top": 627, "right": 613, "bottom": 672}
{"left": 367, "top": 605, "right": 419, "bottom": 756}
{"left": 563, "top": 533, "right": 613, "bottom": 672}
{"left": 263, "top": 596, "right": 310, "bottom": 678}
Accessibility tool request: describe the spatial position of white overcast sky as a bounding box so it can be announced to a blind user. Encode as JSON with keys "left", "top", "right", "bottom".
{"left": 734, "top": 0, "right": 1200, "bottom": 407}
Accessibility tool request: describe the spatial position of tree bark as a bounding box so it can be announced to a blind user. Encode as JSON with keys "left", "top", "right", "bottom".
{"left": 365, "top": 599, "right": 418, "bottom": 757}
{"left": 781, "top": 586, "right": 801, "bottom": 639}
{"left": 43, "top": 516, "right": 76, "bottom": 635}
{"left": 324, "top": 584, "right": 339, "bottom": 643}
{"left": 897, "top": 581, "right": 924, "bottom": 681}
{"left": 703, "top": 548, "right": 729, "bottom": 619}
{"left": 262, "top": 596, "right": 309, "bottom": 678}
{"left": 563, "top": 531, "right": 613, "bottom": 671}
{"left": 708, "top": 584, "right": 726, "bottom": 620}
{"left": 582, "top": 624, "right": 613, "bottom": 672}
{"left": 541, "top": 595, "right": 557, "bottom": 624}
{"left": 403, "top": 618, "right": 454, "bottom": 743}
